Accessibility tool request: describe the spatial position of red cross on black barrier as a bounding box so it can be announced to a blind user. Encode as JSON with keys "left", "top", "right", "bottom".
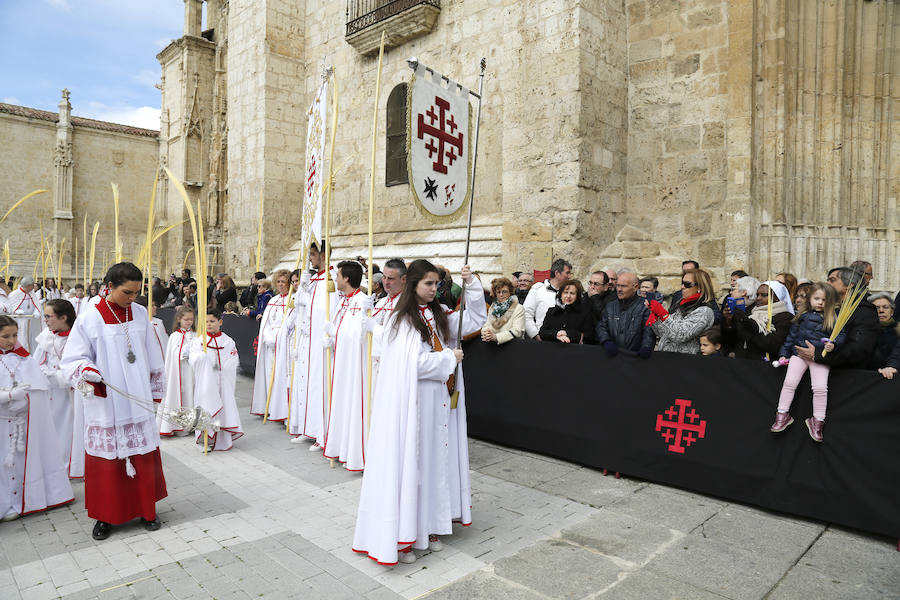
{"left": 655, "top": 398, "right": 707, "bottom": 454}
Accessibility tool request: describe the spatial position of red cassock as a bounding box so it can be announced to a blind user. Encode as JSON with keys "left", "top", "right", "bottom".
{"left": 61, "top": 298, "right": 168, "bottom": 524}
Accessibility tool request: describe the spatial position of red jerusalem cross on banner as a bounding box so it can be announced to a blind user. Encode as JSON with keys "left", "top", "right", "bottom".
{"left": 655, "top": 398, "right": 707, "bottom": 454}
{"left": 418, "top": 97, "right": 463, "bottom": 175}
{"left": 408, "top": 63, "right": 472, "bottom": 222}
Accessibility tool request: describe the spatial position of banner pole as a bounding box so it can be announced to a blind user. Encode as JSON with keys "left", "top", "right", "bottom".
{"left": 366, "top": 31, "right": 387, "bottom": 438}
{"left": 454, "top": 58, "right": 486, "bottom": 348}
{"left": 324, "top": 67, "right": 339, "bottom": 467}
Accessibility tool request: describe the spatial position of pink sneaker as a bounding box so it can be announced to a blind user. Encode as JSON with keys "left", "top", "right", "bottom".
{"left": 770, "top": 412, "right": 793, "bottom": 433}
{"left": 805, "top": 417, "right": 824, "bottom": 442}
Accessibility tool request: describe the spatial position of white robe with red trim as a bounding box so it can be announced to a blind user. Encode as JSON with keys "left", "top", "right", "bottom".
{"left": 288, "top": 270, "right": 331, "bottom": 441}
{"left": 189, "top": 332, "right": 243, "bottom": 451}
{"left": 250, "top": 293, "right": 291, "bottom": 421}
{"left": 159, "top": 330, "right": 196, "bottom": 435}
{"left": 0, "top": 347, "right": 74, "bottom": 519}
{"left": 150, "top": 318, "right": 168, "bottom": 368}
{"left": 352, "top": 278, "right": 486, "bottom": 565}
{"left": 32, "top": 329, "right": 77, "bottom": 473}
{"left": 7, "top": 288, "right": 42, "bottom": 352}
{"left": 60, "top": 299, "right": 166, "bottom": 463}
{"left": 322, "top": 290, "right": 369, "bottom": 471}
{"left": 68, "top": 296, "right": 88, "bottom": 318}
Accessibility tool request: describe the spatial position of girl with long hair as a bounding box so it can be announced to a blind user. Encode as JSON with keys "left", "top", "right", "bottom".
{"left": 353, "top": 260, "right": 487, "bottom": 566}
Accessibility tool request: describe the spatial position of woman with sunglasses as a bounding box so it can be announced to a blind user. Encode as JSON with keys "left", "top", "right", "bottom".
{"left": 645, "top": 269, "right": 716, "bottom": 354}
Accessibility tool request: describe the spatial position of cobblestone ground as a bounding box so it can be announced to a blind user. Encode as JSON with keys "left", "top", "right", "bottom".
{"left": 2, "top": 375, "right": 898, "bottom": 599}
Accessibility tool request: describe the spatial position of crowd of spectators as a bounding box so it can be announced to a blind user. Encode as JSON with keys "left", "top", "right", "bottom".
{"left": 482, "top": 257, "right": 900, "bottom": 380}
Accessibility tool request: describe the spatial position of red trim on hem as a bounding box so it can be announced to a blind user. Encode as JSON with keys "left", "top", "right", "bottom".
{"left": 20, "top": 497, "right": 75, "bottom": 517}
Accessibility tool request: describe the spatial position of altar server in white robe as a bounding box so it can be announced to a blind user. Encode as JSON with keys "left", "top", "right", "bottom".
{"left": 68, "top": 284, "right": 89, "bottom": 317}
{"left": 353, "top": 260, "right": 486, "bottom": 565}
{"left": 8, "top": 277, "right": 42, "bottom": 352}
{"left": 289, "top": 243, "right": 332, "bottom": 447}
{"left": 250, "top": 269, "right": 292, "bottom": 422}
{"left": 0, "top": 315, "right": 74, "bottom": 521}
{"left": 321, "top": 261, "right": 374, "bottom": 471}
{"left": 60, "top": 262, "right": 167, "bottom": 540}
{"left": 33, "top": 299, "right": 81, "bottom": 475}
{"left": 146, "top": 294, "right": 169, "bottom": 368}
{"left": 159, "top": 306, "right": 195, "bottom": 436}
{"left": 361, "top": 259, "right": 406, "bottom": 374}
{"left": 189, "top": 308, "right": 243, "bottom": 451}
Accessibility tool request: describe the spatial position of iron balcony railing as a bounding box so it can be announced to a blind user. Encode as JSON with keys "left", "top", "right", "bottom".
{"left": 346, "top": 0, "right": 441, "bottom": 36}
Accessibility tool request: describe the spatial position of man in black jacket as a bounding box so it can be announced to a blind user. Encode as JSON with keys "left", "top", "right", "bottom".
{"left": 794, "top": 267, "right": 879, "bottom": 369}
{"left": 595, "top": 269, "right": 655, "bottom": 358}
{"left": 239, "top": 271, "right": 266, "bottom": 310}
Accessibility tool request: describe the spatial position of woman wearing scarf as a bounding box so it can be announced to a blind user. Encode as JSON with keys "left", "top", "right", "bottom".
{"left": 481, "top": 278, "right": 525, "bottom": 345}
{"left": 722, "top": 279, "right": 795, "bottom": 360}
{"left": 646, "top": 268, "right": 716, "bottom": 354}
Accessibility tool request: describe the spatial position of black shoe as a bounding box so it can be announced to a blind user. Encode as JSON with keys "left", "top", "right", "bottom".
{"left": 92, "top": 521, "right": 111, "bottom": 540}
{"left": 141, "top": 517, "right": 161, "bottom": 531}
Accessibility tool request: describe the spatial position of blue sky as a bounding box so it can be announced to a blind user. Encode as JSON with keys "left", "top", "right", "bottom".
{"left": 0, "top": 0, "right": 184, "bottom": 129}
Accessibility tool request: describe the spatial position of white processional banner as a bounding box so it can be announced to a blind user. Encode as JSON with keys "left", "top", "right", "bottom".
{"left": 407, "top": 63, "right": 472, "bottom": 223}
{"left": 302, "top": 81, "right": 327, "bottom": 250}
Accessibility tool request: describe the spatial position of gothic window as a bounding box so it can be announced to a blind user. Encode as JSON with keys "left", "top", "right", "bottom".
{"left": 385, "top": 83, "right": 408, "bottom": 187}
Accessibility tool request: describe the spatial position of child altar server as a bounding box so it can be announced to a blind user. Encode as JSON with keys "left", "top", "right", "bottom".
{"left": 0, "top": 315, "right": 74, "bottom": 521}
{"left": 159, "top": 306, "right": 196, "bottom": 436}
{"left": 189, "top": 308, "right": 243, "bottom": 451}
{"left": 33, "top": 299, "right": 82, "bottom": 476}
{"left": 250, "top": 270, "right": 292, "bottom": 422}
{"left": 321, "top": 261, "right": 373, "bottom": 471}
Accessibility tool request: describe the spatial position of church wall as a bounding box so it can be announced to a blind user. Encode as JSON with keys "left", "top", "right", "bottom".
{"left": 0, "top": 111, "right": 158, "bottom": 283}
{"left": 0, "top": 114, "right": 57, "bottom": 277}
{"left": 621, "top": 0, "right": 739, "bottom": 290}
{"left": 70, "top": 127, "right": 158, "bottom": 276}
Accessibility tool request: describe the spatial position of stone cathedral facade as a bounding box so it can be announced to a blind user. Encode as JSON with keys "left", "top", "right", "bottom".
{"left": 6, "top": 0, "right": 894, "bottom": 290}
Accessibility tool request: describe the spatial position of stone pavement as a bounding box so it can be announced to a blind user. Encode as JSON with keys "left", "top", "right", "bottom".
{"left": 2, "top": 375, "right": 898, "bottom": 600}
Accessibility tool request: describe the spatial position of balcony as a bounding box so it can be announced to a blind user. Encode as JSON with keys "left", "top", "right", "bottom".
{"left": 345, "top": 0, "right": 441, "bottom": 56}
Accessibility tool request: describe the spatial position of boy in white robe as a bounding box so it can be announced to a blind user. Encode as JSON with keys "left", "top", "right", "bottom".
{"left": 250, "top": 270, "right": 292, "bottom": 422}
{"left": 321, "top": 261, "right": 374, "bottom": 471}
{"left": 353, "top": 261, "right": 486, "bottom": 565}
{"left": 0, "top": 315, "right": 74, "bottom": 521}
{"left": 8, "top": 277, "right": 42, "bottom": 352}
{"left": 68, "top": 284, "right": 89, "bottom": 317}
{"left": 289, "top": 243, "right": 332, "bottom": 448}
{"left": 160, "top": 306, "right": 196, "bottom": 436}
{"left": 189, "top": 308, "right": 243, "bottom": 451}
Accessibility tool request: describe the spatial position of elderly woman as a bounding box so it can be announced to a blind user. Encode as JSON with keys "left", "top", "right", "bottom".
{"left": 646, "top": 268, "right": 716, "bottom": 354}
{"left": 481, "top": 278, "right": 525, "bottom": 345}
{"left": 538, "top": 280, "right": 592, "bottom": 344}
{"left": 722, "top": 279, "right": 794, "bottom": 360}
{"left": 868, "top": 292, "right": 897, "bottom": 368}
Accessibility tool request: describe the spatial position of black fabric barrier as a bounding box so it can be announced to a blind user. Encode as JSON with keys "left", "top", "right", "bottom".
{"left": 156, "top": 308, "right": 260, "bottom": 376}
{"left": 463, "top": 339, "right": 900, "bottom": 539}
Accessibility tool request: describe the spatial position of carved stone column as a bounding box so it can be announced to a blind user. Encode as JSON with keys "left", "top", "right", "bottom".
{"left": 53, "top": 89, "right": 74, "bottom": 273}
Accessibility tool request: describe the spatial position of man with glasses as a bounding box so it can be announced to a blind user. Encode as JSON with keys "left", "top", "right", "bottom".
{"left": 849, "top": 260, "right": 873, "bottom": 286}
{"left": 515, "top": 271, "right": 534, "bottom": 304}
{"left": 587, "top": 270, "right": 616, "bottom": 324}
{"left": 595, "top": 269, "right": 654, "bottom": 358}
{"left": 794, "top": 266, "right": 878, "bottom": 369}
{"left": 523, "top": 258, "right": 571, "bottom": 339}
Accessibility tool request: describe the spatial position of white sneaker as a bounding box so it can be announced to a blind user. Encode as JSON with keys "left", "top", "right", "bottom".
{"left": 290, "top": 436, "right": 309, "bottom": 444}
{"left": 1, "top": 512, "right": 21, "bottom": 522}
{"left": 398, "top": 550, "right": 416, "bottom": 564}
{"left": 308, "top": 442, "right": 322, "bottom": 452}
{"left": 428, "top": 535, "right": 443, "bottom": 552}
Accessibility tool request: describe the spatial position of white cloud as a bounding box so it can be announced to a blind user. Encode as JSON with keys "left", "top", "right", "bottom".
{"left": 46, "top": 0, "right": 71, "bottom": 10}
{"left": 2, "top": 97, "right": 21, "bottom": 105}
{"left": 132, "top": 70, "right": 160, "bottom": 89}
{"left": 81, "top": 103, "right": 161, "bottom": 130}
